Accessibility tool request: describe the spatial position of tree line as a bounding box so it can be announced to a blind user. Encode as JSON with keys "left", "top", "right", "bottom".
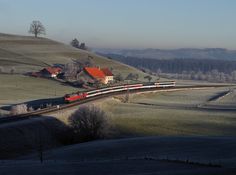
{"left": 105, "top": 54, "right": 236, "bottom": 83}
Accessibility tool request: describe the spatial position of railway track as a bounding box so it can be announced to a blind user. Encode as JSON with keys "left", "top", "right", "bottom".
{"left": 0, "top": 84, "right": 233, "bottom": 124}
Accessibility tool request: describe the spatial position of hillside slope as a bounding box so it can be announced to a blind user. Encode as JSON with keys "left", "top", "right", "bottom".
{"left": 4, "top": 137, "right": 235, "bottom": 175}
{"left": 0, "top": 33, "right": 153, "bottom": 106}
{"left": 0, "top": 33, "right": 145, "bottom": 77}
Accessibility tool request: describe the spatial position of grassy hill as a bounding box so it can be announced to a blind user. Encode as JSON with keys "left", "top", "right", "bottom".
{"left": 0, "top": 33, "right": 151, "bottom": 106}
{"left": 0, "top": 33, "right": 146, "bottom": 76}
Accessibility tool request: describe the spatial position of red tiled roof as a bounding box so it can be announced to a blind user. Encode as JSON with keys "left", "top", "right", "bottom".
{"left": 84, "top": 67, "right": 105, "bottom": 79}
{"left": 101, "top": 68, "right": 113, "bottom": 76}
{"left": 43, "top": 67, "right": 62, "bottom": 75}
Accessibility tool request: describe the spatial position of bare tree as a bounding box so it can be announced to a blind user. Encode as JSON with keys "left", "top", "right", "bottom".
{"left": 79, "top": 43, "right": 87, "bottom": 50}
{"left": 123, "top": 90, "right": 130, "bottom": 103}
{"left": 33, "top": 126, "right": 52, "bottom": 163}
{"left": 134, "top": 74, "right": 139, "bottom": 81}
{"left": 29, "top": 21, "right": 46, "bottom": 38}
{"left": 114, "top": 73, "right": 124, "bottom": 82}
{"left": 68, "top": 105, "right": 111, "bottom": 142}
{"left": 232, "top": 71, "right": 236, "bottom": 81}
{"left": 34, "top": 128, "right": 44, "bottom": 163}
{"left": 126, "top": 73, "right": 134, "bottom": 81}
{"left": 71, "top": 38, "right": 80, "bottom": 48}
{"left": 156, "top": 68, "right": 162, "bottom": 75}
{"left": 63, "top": 62, "right": 79, "bottom": 80}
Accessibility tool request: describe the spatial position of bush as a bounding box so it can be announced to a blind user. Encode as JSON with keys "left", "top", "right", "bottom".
{"left": 68, "top": 105, "right": 111, "bottom": 142}
{"left": 144, "top": 75, "right": 152, "bottom": 82}
{"left": 125, "top": 73, "right": 139, "bottom": 81}
{"left": 10, "top": 104, "right": 28, "bottom": 115}
{"left": 28, "top": 106, "right": 34, "bottom": 112}
{"left": 114, "top": 73, "right": 124, "bottom": 82}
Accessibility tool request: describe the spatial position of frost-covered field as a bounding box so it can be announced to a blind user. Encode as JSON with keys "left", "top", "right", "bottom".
{"left": 96, "top": 87, "right": 236, "bottom": 136}
{"left": 208, "top": 88, "right": 236, "bottom": 106}
{"left": 1, "top": 136, "right": 236, "bottom": 175}
{"left": 0, "top": 87, "right": 236, "bottom": 175}
{"left": 131, "top": 88, "right": 227, "bottom": 105}
{"left": 50, "top": 87, "right": 236, "bottom": 137}
{"left": 0, "top": 74, "right": 78, "bottom": 106}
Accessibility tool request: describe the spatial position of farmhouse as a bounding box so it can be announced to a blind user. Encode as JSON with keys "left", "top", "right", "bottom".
{"left": 101, "top": 68, "right": 114, "bottom": 82}
{"left": 84, "top": 67, "right": 113, "bottom": 84}
{"left": 40, "top": 67, "right": 62, "bottom": 78}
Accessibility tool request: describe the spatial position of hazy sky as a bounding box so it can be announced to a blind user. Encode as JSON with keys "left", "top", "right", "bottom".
{"left": 0, "top": 0, "right": 236, "bottom": 49}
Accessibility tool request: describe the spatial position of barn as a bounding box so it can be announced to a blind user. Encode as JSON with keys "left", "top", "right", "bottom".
{"left": 84, "top": 67, "right": 113, "bottom": 84}
{"left": 40, "top": 67, "right": 62, "bottom": 78}
{"left": 101, "top": 68, "right": 114, "bottom": 83}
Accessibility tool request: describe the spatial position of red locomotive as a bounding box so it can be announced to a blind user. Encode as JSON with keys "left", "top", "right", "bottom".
{"left": 64, "top": 92, "right": 87, "bottom": 103}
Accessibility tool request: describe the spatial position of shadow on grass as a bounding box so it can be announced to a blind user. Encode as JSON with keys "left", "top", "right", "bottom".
{"left": 0, "top": 116, "right": 73, "bottom": 159}
{"left": 1, "top": 97, "right": 64, "bottom": 111}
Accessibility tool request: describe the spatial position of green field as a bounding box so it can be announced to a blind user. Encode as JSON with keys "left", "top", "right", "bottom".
{"left": 0, "top": 74, "right": 78, "bottom": 105}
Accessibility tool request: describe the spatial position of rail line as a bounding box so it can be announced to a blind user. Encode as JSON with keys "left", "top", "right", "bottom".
{"left": 0, "top": 84, "right": 233, "bottom": 124}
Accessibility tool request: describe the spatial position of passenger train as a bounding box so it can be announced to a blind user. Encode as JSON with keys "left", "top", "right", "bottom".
{"left": 64, "top": 81, "right": 176, "bottom": 103}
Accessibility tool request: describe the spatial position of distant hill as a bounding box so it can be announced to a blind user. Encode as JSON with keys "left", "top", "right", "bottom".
{"left": 0, "top": 33, "right": 146, "bottom": 77}
{"left": 94, "top": 48, "right": 236, "bottom": 60}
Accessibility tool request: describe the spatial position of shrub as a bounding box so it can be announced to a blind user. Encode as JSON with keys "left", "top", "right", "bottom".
{"left": 114, "top": 73, "right": 124, "bottom": 82}
{"left": 10, "top": 104, "right": 28, "bottom": 115}
{"left": 46, "top": 103, "right": 52, "bottom": 108}
{"left": 144, "top": 75, "right": 152, "bottom": 82}
{"left": 28, "top": 106, "right": 34, "bottom": 112}
{"left": 123, "top": 93, "right": 130, "bottom": 103}
{"left": 68, "top": 105, "right": 111, "bottom": 142}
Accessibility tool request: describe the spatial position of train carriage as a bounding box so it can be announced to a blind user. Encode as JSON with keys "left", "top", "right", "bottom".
{"left": 64, "top": 81, "right": 175, "bottom": 103}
